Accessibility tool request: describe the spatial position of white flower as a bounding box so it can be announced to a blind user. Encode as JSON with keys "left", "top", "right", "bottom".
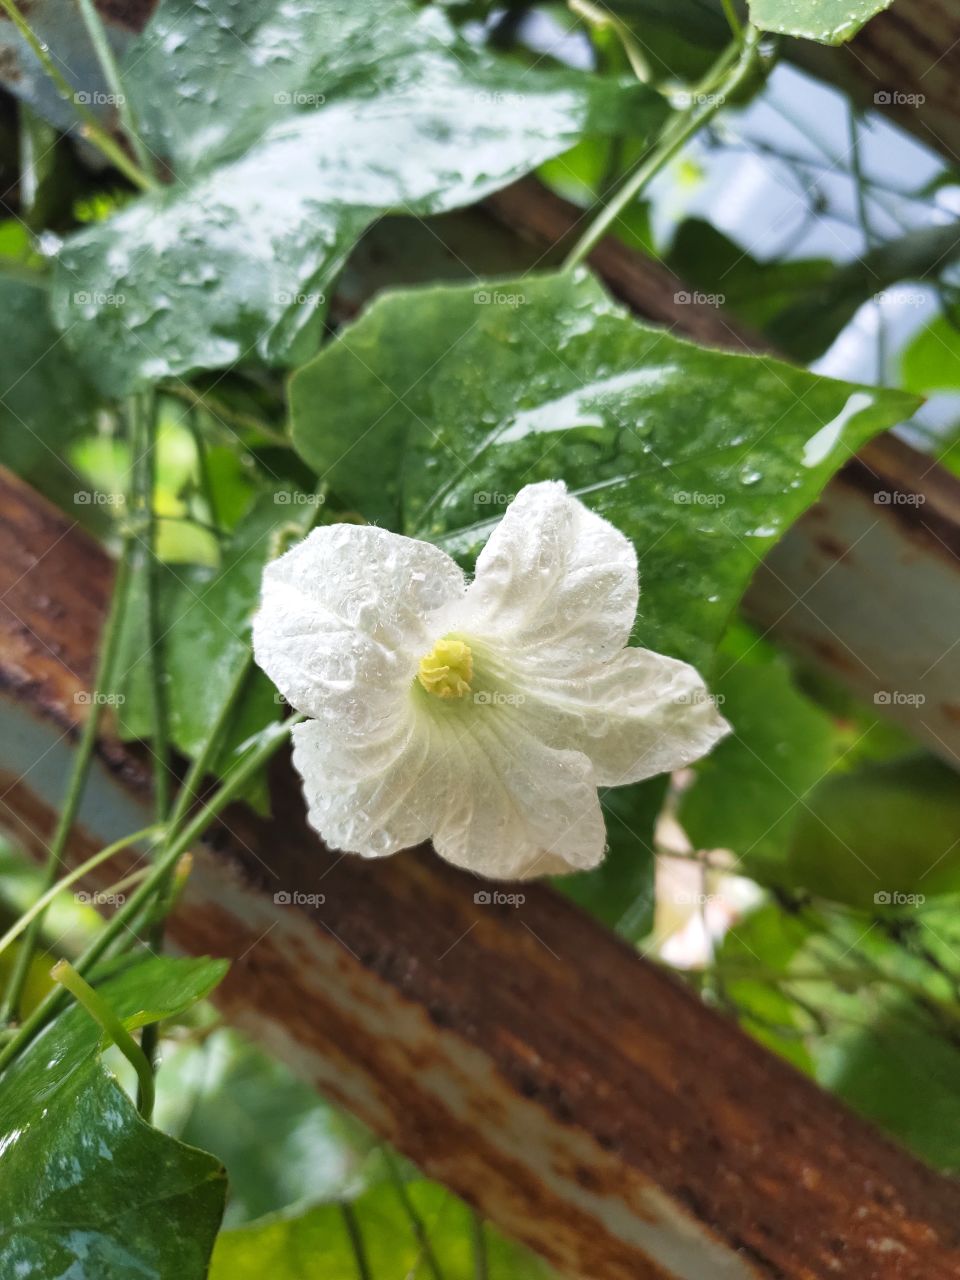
{"left": 253, "top": 481, "right": 729, "bottom": 880}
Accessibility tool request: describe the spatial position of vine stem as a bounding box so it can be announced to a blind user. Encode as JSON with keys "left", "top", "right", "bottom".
{"left": 128, "top": 390, "right": 172, "bottom": 1104}
{"left": 0, "top": 0, "right": 155, "bottom": 192}
{"left": 0, "top": 525, "right": 138, "bottom": 1026}
{"left": 130, "top": 391, "right": 171, "bottom": 820}
{"left": 0, "top": 824, "right": 163, "bottom": 960}
{"left": 51, "top": 959, "right": 155, "bottom": 1117}
{"left": 563, "top": 24, "right": 762, "bottom": 270}
{"left": 340, "top": 1203, "right": 373, "bottom": 1280}
{"left": 0, "top": 715, "right": 302, "bottom": 1074}
{"left": 74, "top": 0, "right": 155, "bottom": 179}
{"left": 384, "top": 1150, "right": 446, "bottom": 1280}
{"left": 470, "top": 1212, "right": 488, "bottom": 1280}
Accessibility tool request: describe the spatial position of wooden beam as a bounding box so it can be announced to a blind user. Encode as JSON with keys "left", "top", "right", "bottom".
{"left": 2, "top": 474, "right": 960, "bottom": 1280}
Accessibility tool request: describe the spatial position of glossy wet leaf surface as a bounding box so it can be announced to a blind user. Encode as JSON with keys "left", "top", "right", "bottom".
{"left": 0, "top": 955, "right": 228, "bottom": 1280}
{"left": 747, "top": 0, "right": 893, "bottom": 43}
{"left": 51, "top": 0, "right": 664, "bottom": 395}
{"left": 290, "top": 270, "right": 918, "bottom": 668}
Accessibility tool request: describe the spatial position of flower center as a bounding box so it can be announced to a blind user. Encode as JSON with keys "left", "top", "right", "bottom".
{"left": 417, "top": 637, "right": 473, "bottom": 700}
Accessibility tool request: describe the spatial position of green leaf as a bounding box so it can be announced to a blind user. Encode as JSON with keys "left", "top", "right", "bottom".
{"left": 716, "top": 903, "right": 816, "bottom": 1072}
{"left": 822, "top": 997, "right": 960, "bottom": 1174}
{"left": 787, "top": 754, "right": 960, "bottom": 909}
{"left": 559, "top": 777, "right": 666, "bottom": 938}
{"left": 156, "top": 1028, "right": 376, "bottom": 1226}
{"left": 116, "top": 492, "right": 315, "bottom": 795}
{"left": 290, "top": 269, "right": 918, "bottom": 668}
{"left": 679, "top": 657, "right": 839, "bottom": 877}
{"left": 668, "top": 218, "right": 837, "bottom": 360}
{"left": 51, "top": 0, "right": 664, "bottom": 395}
{"left": 900, "top": 313, "right": 960, "bottom": 394}
{"left": 210, "top": 1180, "right": 553, "bottom": 1280}
{"left": 0, "top": 955, "right": 228, "bottom": 1280}
{"left": 747, "top": 0, "right": 893, "bottom": 44}
{"left": 0, "top": 277, "right": 100, "bottom": 497}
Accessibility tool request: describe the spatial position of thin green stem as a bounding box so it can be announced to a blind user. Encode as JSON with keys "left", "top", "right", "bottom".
{"left": 563, "top": 26, "right": 761, "bottom": 269}
{"left": 721, "top": 0, "right": 743, "bottom": 38}
{"left": 470, "top": 1213, "right": 488, "bottom": 1280}
{"left": 384, "top": 1151, "right": 446, "bottom": 1280}
{"left": 168, "top": 654, "right": 255, "bottom": 834}
{"left": 340, "top": 1203, "right": 373, "bottom": 1280}
{"left": 0, "top": 715, "right": 301, "bottom": 1074}
{"left": 128, "top": 390, "right": 172, "bottom": 1104}
{"left": 0, "top": 0, "right": 155, "bottom": 192}
{"left": 131, "top": 392, "right": 171, "bottom": 821}
{"left": 0, "top": 530, "right": 137, "bottom": 1026}
{"left": 185, "top": 408, "right": 223, "bottom": 537}
{"left": 74, "top": 0, "right": 155, "bottom": 178}
{"left": 848, "top": 103, "right": 887, "bottom": 384}
{"left": 0, "top": 824, "right": 162, "bottom": 960}
{"left": 51, "top": 959, "right": 155, "bottom": 1118}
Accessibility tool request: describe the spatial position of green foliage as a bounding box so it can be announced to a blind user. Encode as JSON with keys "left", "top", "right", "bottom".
{"left": 0, "top": 955, "right": 228, "bottom": 1280}
{"left": 560, "top": 776, "right": 668, "bottom": 938}
{"left": 156, "top": 1028, "right": 377, "bottom": 1226}
{"left": 210, "top": 1180, "right": 553, "bottom": 1280}
{"left": 290, "top": 269, "right": 918, "bottom": 668}
{"left": 901, "top": 313, "right": 960, "bottom": 394}
{"left": 680, "top": 655, "right": 840, "bottom": 877}
{"left": 786, "top": 755, "right": 960, "bottom": 908}
{"left": 715, "top": 903, "right": 815, "bottom": 1071}
{"left": 51, "top": 0, "right": 665, "bottom": 395}
{"left": 719, "top": 899, "right": 960, "bottom": 1172}
{"left": 747, "top": 0, "right": 893, "bottom": 43}
{"left": 115, "top": 493, "right": 316, "bottom": 796}
{"left": 0, "top": 276, "right": 100, "bottom": 500}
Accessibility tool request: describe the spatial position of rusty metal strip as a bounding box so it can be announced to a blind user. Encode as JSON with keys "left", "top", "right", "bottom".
{"left": 2, "top": 475, "right": 960, "bottom": 1278}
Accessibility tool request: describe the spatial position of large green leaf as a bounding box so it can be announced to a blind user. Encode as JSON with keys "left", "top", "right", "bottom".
{"left": 210, "top": 1180, "right": 553, "bottom": 1280}
{"left": 51, "top": 0, "right": 664, "bottom": 396}
{"left": 290, "top": 269, "right": 918, "bottom": 668}
{"left": 679, "top": 655, "right": 839, "bottom": 877}
{"left": 0, "top": 955, "right": 228, "bottom": 1280}
{"left": 786, "top": 755, "right": 960, "bottom": 909}
{"left": 748, "top": 0, "right": 893, "bottom": 43}
{"left": 0, "top": 275, "right": 100, "bottom": 496}
{"left": 901, "top": 313, "right": 960, "bottom": 394}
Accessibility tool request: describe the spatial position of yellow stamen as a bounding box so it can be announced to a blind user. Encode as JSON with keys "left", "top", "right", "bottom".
{"left": 417, "top": 637, "right": 473, "bottom": 700}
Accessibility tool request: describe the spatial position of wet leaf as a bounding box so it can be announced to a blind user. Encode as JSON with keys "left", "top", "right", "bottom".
{"left": 0, "top": 955, "right": 228, "bottom": 1280}
{"left": 290, "top": 269, "right": 918, "bottom": 668}
{"left": 52, "top": 0, "right": 664, "bottom": 394}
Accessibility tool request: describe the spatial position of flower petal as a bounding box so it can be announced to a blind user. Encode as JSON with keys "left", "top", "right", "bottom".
{"left": 456, "top": 481, "right": 638, "bottom": 671}
{"left": 291, "top": 704, "right": 606, "bottom": 879}
{"left": 517, "top": 646, "right": 730, "bottom": 785}
{"left": 291, "top": 713, "right": 435, "bottom": 858}
{"left": 253, "top": 523, "right": 466, "bottom": 729}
